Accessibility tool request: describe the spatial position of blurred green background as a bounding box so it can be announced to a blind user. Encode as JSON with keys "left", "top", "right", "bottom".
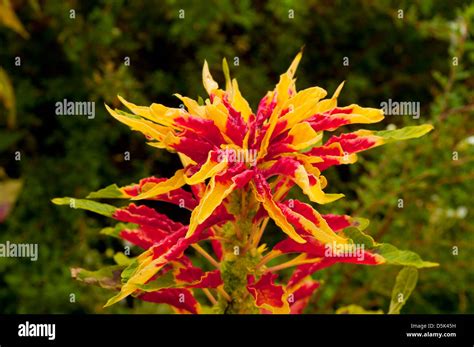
{"left": 0, "top": 0, "right": 472, "bottom": 314}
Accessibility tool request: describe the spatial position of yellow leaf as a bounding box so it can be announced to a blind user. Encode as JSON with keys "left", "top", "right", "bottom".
{"left": 174, "top": 94, "right": 205, "bottom": 118}
{"left": 288, "top": 122, "right": 322, "bottom": 151}
{"left": 132, "top": 169, "right": 186, "bottom": 200}
{"left": 0, "top": 0, "right": 29, "bottom": 39}
{"left": 250, "top": 181, "right": 306, "bottom": 244}
{"left": 105, "top": 104, "right": 170, "bottom": 142}
{"left": 118, "top": 95, "right": 181, "bottom": 129}
{"left": 332, "top": 81, "right": 345, "bottom": 98}
{"left": 285, "top": 204, "right": 349, "bottom": 244}
{"left": 294, "top": 165, "right": 344, "bottom": 204}
{"left": 202, "top": 60, "right": 219, "bottom": 95}
{"left": 231, "top": 79, "right": 252, "bottom": 122}
{"left": 186, "top": 177, "right": 236, "bottom": 238}
{"left": 184, "top": 152, "right": 227, "bottom": 185}
{"left": 0, "top": 67, "right": 15, "bottom": 128}
{"left": 279, "top": 87, "right": 328, "bottom": 131}
{"left": 331, "top": 104, "right": 384, "bottom": 124}
{"left": 104, "top": 250, "right": 164, "bottom": 307}
{"left": 0, "top": 178, "right": 22, "bottom": 222}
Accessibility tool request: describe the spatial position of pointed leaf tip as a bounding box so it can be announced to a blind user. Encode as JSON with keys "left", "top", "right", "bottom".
{"left": 287, "top": 50, "right": 303, "bottom": 78}
{"left": 222, "top": 57, "right": 231, "bottom": 91}
{"left": 389, "top": 267, "right": 419, "bottom": 314}
{"left": 375, "top": 124, "right": 434, "bottom": 142}
{"left": 332, "top": 81, "right": 345, "bottom": 98}
{"left": 52, "top": 197, "right": 116, "bottom": 217}
{"left": 202, "top": 60, "right": 219, "bottom": 95}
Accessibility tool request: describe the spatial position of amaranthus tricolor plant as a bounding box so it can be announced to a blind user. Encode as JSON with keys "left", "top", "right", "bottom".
{"left": 54, "top": 52, "right": 437, "bottom": 314}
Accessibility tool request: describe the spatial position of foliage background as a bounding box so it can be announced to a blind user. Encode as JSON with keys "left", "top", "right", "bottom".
{"left": 0, "top": 0, "right": 472, "bottom": 314}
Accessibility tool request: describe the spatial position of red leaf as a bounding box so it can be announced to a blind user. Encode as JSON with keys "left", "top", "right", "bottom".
{"left": 176, "top": 267, "right": 222, "bottom": 288}
{"left": 139, "top": 288, "right": 199, "bottom": 314}
{"left": 247, "top": 273, "right": 285, "bottom": 309}
{"left": 321, "top": 214, "right": 352, "bottom": 232}
{"left": 113, "top": 203, "right": 183, "bottom": 232}
{"left": 289, "top": 281, "right": 320, "bottom": 314}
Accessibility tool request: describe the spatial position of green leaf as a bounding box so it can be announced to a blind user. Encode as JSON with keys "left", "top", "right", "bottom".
{"left": 336, "top": 304, "right": 383, "bottom": 314}
{"left": 344, "top": 227, "right": 376, "bottom": 248}
{"left": 222, "top": 57, "right": 231, "bottom": 91}
{"left": 71, "top": 265, "right": 124, "bottom": 290}
{"left": 121, "top": 258, "right": 139, "bottom": 283}
{"left": 353, "top": 217, "right": 370, "bottom": 231}
{"left": 343, "top": 228, "right": 438, "bottom": 268}
{"left": 87, "top": 184, "right": 127, "bottom": 199}
{"left": 113, "top": 252, "right": 133, "bottom": 266}
{"left": 51, "top": 197, "right": 116, "bottom": 217}
{"left": 375, "top": 243, "right": 438, "bottom": 268}
{"left": 374, "top": 124, "right": 434, "bottom": 142}
{"left": 135, "top": 271, "right": 177, "bottom": 292}
{"left": 0, "top": 130, "right": 22, "bottom": 151}
{"left": 388, "top": 267, "right": 419, "bottom": 314}
{"left": 100, "top": 222, "right": 137, "bottom": 238}
{"left": 116, "top": 109, "right": 140, "bottom": 118}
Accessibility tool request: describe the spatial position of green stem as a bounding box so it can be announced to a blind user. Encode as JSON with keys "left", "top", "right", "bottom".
{"left": 216, "top": 253, "right": 260, "bottom": 314}
{"left": 214, "top": 191, "right": 261, "bottom": 314}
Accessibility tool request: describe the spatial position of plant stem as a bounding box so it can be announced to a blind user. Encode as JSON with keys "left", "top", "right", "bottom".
{"left": 252, "top": 217, "right": 269, "bottom": 248}
{"left": 192, "top": 244, "right": 221, "bottom": 269}
{"left": 256, "top": 250, "right": 282, "bottom": 268}
{"left": 217, "top": 287, "right": 232, "bottom": 302}
{"left": 266, "top": 255, "right": 318, "bottom": 272}
{"left": 203, "top": 288, "right": 218, "bottom": 305}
